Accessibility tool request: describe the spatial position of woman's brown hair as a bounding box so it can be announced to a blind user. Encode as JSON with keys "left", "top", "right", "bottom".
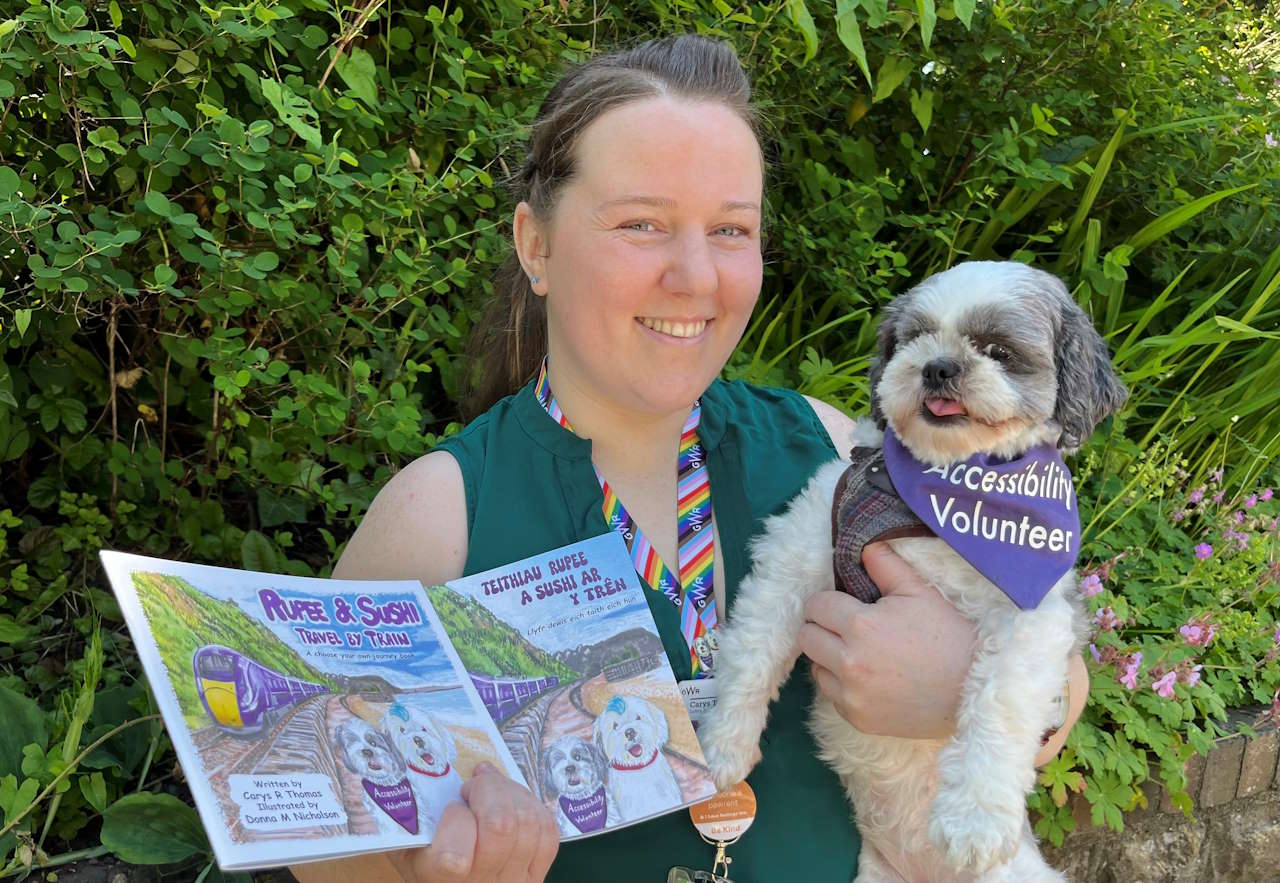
{"left": 461, "top": 34, "right": 762, "bottom": 417}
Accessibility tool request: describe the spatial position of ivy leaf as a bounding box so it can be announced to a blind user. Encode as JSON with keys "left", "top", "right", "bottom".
{"left": 0, "top": 686, "right": 49, "bottom": 779}
{"left": 334, "top": 47, "right": 378, "bottom": 108}
{"left": 100, "top": 792, "right": 209, "bottom": 864}
{"left": 257, "top": 489, "right": 308, "bottom": 528}
{"left": 910, "top": 88, "right": 934, "bottom": 134}
{"left": 874, "top": 55, "right": 914, "bottom": 102}
{"left": 915, "top": 0, "right": 937, "bottom": 49}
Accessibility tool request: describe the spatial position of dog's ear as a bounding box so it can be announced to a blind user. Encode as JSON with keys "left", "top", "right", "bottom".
{"left": 593, "top": 721, "right": 608, "bottom": 761}
{"left": 541, "top": 750, "right": 559, "bottom": 797}
{"left": 1053, "top": 294, "right": 1127, "bottom": 452}
{"left": 867, "top": 296, "right": 904, "bottom": 429}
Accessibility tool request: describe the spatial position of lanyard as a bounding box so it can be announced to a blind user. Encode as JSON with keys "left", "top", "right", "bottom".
{"left": 534, "top": 358, "right": 718, "bottom": 677}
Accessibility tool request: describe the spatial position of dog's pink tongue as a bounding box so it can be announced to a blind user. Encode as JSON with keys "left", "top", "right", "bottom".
{"left": 628, "top": 744, "right": 643, "bottom": 757}
{"left": 926, "top": 397, "right": 966, "bottom": 417}
{"left": 424, "top": 753, "right": 434, "bottom": 765}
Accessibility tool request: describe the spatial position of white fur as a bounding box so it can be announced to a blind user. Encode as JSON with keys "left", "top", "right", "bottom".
{"left": 702, "top": 262, "right": 1110, "bottom": 883}
{"left": 541, "top": 734, "right": 620, "bottom": 835}
{"left": 594, "top": 695, "right": 683, "bottom": 822}
{"left": 337, "top": 717, "right": 418, "bottom": 836}
{"left": 381, "top": 705, "right": 463, "bottom": 834}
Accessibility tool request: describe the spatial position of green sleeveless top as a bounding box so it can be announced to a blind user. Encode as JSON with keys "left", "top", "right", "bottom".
{"left": 433, "top": 378, "right": 860, "bottom": 883}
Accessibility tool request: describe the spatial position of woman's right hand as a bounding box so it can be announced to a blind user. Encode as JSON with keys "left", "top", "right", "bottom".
{"left": 389, "top": 763, "right": 559, "bottom": 883}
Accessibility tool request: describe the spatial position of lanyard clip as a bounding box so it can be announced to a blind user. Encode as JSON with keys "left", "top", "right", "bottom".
{"left": 711, "top": 840, "right": 732, "bottom": 882}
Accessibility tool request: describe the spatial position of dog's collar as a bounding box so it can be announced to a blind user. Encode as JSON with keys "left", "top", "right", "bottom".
{"left": 610, "top": 749, "right": 659, "bottom": 771}
{"left": 408, "top": 761, "right": 451, "bottom": 777}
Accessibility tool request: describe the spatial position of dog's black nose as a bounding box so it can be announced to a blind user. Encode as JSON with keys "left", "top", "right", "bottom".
{"left": 564, "top": 764, "right": 576, "bottom": 776}
{"left": 625, "top": 728, "right": 637, "bottom": 741}
{"left": 922, "top": 358, "right": 962, "bottom": 387}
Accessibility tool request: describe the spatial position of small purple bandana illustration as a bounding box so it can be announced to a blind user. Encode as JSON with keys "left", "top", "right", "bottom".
{"left": 881, "top": 428, "right": 1080, "bottom": 609}
{"left": 559, "top": 787, "right": 608, "bottom": 833}
{"left": 362, "top": 778, "right": 419, "bottom": 834}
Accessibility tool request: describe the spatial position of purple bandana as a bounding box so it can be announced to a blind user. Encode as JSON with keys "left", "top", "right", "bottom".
{"left": 559, "top": 787, "right": 608, "bottom": 833}
{"left": 881, "top": 428, "right": 1080, "bottom": 609}
{"left": 362, "top": 778, "right": 419, "bottom": 834}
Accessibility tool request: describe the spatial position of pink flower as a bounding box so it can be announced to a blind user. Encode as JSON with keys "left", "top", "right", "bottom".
{"left": 1234, "top": 510, "right": 1246, "bottom": 523}
{"left": 1180, "top": 618, "right": 1217, "bottom": 647}
{"left": 1268, "top": 133, "right": 1279, "bottom": 149}
{"left": 1262, "top": 488, "right": 1274, "bottom": 501}
{"left": 1118, "top": 652, "right": 1142, "bottom": 689}
{"left": 1152, "top": 670, "right": 1178, "bottom": 699}
{"left": 1212, "top": 467, "right": 1225, "bottom": 483}
{"left": 1245, "top": 494, "right": 1258, "bottom": 509}
{"left": 1095, "top": 606, "right": 1121, "bottom": 631}
{"left": 1179, "top": 664, "right": 1202, "bottom": 687}
{"left": 1273, "top": 624, "right": 1280, "bottom": 644}
{"left": 1188, "top": 487, "right": 1205, "bottom": 504}
{"left": 1195, "top": 543, "right": 1213, "bottom": 560}
{"left": 1171, "top": 509, "right": 1187, "bottom": 523}
{"left": 1081, "top": 573, "right": 1104, "bottom": 597}
{"left": 1089, "top": 643, "right": 1102, "bottom": 663}
{"left": 1213, "top": 491, "right": 1225, "bottom": 504}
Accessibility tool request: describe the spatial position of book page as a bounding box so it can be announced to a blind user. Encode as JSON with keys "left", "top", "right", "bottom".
{"left": 429, "top": 532, "right": 716, "bottom": 840}
{"left": 99, "top": 552, "right": 520, "bottom": 871}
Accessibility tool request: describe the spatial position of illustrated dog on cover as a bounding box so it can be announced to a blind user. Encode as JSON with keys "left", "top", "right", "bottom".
{"left": 541, "top": 734, "right": 619, "bottom": 836}
{"left": 702, "top": 261, "right": 1126, "bottom": 883}
{"left": 381, "top": 703, "right": 462, "bottom": 833}
{"left": 336, "top": 717, "right": 420, "bottom": 835}
{"left": 594, "top": 694, "right": 682, "bottom": 822}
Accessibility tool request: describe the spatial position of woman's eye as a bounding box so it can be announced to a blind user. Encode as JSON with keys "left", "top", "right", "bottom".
{"left": 713, "top": 225, "right": 745, "bottom": 237}
{"left": 622, "top": 221, "right": 656, "bottom": 232}
{"left": 983, "top": 343, "right": 1013, "bottom": 362}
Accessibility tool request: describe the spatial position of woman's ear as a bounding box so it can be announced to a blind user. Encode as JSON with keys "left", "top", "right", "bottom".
{"left": 513, "top": 201, "right": 549, "bottom": 297}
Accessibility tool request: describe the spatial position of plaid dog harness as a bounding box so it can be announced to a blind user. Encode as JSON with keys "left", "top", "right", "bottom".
{"left": 830, "top": 446, "right": 934, "bottom": 603}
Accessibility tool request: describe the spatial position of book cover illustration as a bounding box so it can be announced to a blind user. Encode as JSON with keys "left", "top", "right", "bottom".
{"left": 427, "top": 532, "right": 716, "bottom": 839}
{"left": 100, "top": 553, "right": 519, "bottom": 871}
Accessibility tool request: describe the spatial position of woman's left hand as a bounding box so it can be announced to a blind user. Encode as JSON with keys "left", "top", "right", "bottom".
{"left": 798, "top": 542, "right": 976, "bottom": 740}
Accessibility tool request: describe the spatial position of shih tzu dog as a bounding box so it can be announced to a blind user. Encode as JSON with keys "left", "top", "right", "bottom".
{"left": 594, "top": 694, "right": 683, "bottom": 822}
{"left": 702, "top": 262, "right": 1126, "bottom": 883}
{"left": 541, "top": 734, "right": 618, "bottom": 837}
{"left": 336, "top": 717, "right": 419, "bottom": 835}
{"left": 381, "top": 703, "right": 462, "bottom": 834}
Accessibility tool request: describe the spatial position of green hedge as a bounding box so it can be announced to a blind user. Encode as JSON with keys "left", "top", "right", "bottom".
{"left": 1, "top": 0, "right": 1278, "bottom": 875}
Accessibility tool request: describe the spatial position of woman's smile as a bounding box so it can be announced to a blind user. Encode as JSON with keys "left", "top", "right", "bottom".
{"left": 636, "top": 316, "right": 711, "bottom": 340}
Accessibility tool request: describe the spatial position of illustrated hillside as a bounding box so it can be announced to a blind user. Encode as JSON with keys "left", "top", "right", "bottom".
{"left": 131, "top": 571, "right": 340, "bottom": 727}
{"left": 552, "top": 627, "right": 664, "bottom": 677}
{"left": 424, "top": 585, "right": 577, "bottom": 681}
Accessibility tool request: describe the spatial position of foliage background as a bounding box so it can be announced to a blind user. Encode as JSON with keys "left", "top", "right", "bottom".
{"left": 0, "top": 0, "right": 1278, "bottom": 876}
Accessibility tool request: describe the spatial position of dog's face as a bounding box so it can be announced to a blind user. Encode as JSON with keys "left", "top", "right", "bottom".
{"left": 692, "top": 635, "right": 713, "bottom": 663}
{"left": 870, "top": 261, "right": 1127, "bottom": 464}
{"left": 542, "top": 735, "right": 608, "bottom": 799}
{"left": 594, "top": 695, "right": 669, "bottom": 766}
{"left": 338, "top": 718, "right": 406, "bottom": 785}
{"left": 382, "top": 704, "right": 456, "bottom": 775}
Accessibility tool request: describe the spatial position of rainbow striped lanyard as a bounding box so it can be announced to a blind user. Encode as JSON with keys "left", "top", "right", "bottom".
{"left": 534, "top": 359, "right": 718, "bottom": 679}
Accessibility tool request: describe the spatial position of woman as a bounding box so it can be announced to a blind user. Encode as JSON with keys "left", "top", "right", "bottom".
{"left": 293, "top": 35, "right": 1083, "bottom": 883}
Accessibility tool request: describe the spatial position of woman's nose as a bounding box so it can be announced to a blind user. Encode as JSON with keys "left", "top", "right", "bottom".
{"left": 662, "top": 230, "right": 717, "bottom": 298}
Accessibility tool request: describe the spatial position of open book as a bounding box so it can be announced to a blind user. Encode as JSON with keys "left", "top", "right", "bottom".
{"left": 100, "top": 532, "right": 716, "bottom": 871}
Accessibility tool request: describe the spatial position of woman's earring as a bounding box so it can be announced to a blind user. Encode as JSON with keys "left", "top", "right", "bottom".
{"left": 529, "top": 274, "right": 541, "bottom": 286}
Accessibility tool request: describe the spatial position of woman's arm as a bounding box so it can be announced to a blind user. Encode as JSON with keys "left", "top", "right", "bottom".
{"left": 291, "top": 452, "right": 559, "bottom": 883}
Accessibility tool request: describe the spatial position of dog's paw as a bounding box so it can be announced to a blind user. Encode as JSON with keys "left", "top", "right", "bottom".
{"left": 927, "top": 787, "right": 1023, "bottom": 875}
{"left": 698, "top": 713, "right": 763, "bottom": 791}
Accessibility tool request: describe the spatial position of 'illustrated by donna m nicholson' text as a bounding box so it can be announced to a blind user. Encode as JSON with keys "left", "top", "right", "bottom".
{"left": 228, "top": 774, "right": 348, "bottom": 831}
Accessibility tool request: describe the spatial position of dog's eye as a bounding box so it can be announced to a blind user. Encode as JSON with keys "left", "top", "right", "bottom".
{"left": 612, "top": 722, "right": 618, "bottom": 731}
{"left": 983, "top": 342, "right": 1013, "bottom": 363}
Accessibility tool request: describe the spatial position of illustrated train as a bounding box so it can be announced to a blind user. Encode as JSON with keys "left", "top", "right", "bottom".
{"left": 469, "top": 673, "right": 559, "bottom": 722}
{"left": 193, "top": 644, "right": 329, "bottom": 735}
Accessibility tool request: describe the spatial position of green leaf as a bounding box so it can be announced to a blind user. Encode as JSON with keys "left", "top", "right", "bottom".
{"left": 0, "top": 617, "right": 33, "bottom": 644}
{"left": 142, "top": 191, "right": 172, "bottom": 217}
{"left": 100, "top": 792, "right": 209, "bottom": 864}
{"left": 153, "top": 264, "right": 177, "bottom": 287}
{"left": 80, "top": 771, "right": 108, "bottom": 813}
{"left": 0, "top": 166, "right": 20, "bottom": 199}
{"left": 240, "top": 530, "right": 278, "bottom": 572}
{"left": 334, "top": 47, "right": 378, "bottom": 108}
{"left": 910, "top": 88, "right": 934, "bottom": 133}
{"left": 14, "top": 308, "right": 30, "bottom": 338}
{"left": 835, "top": 0, "right": 871, "bottom": 88}
{"left": 953, "top": 0, "right": 975, "bottom": 28}
{"left": 257, "top": 489, "right": 308, "bottom": 528}
{"left": 1125, "top": 183, "right": 1258, "bottom": 255}
{"left": 108, "top": 0, "right": 122, "bottom": 27}
{"left": 859, "top": 0, "right": 888, "bottom": 26}
{"left": 874, "top": 55, "right": 914, "bottom": 102}
{"left": 916, "top": 0, "right": 937, "bottom": 48}
{"left": 252, "top": 251, "right": 280, "bottom": 272}
{"left": 0, "top": 686, "right": 49, "bottom": 779}
{"left": 786, "top": 0, "right": 819, "bottom": 64}
{"left": 260, "top": 77, "right": 322, "bottom": 149}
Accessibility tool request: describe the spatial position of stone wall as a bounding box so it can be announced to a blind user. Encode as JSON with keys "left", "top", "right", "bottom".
{"left": 1045, "top": 711, "right": 1280, "bottom": 883}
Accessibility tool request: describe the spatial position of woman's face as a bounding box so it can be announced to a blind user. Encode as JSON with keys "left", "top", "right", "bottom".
{"left": 524, "top": 96, "right": 764, "bottom": 417}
